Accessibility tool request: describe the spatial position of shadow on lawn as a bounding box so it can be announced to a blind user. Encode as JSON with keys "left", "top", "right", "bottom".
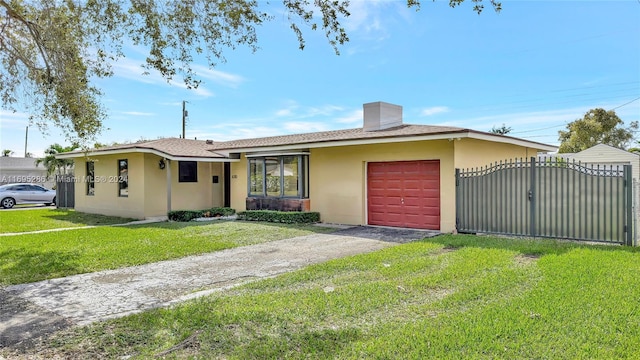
{"left": 423, "top": 233, "right": 640, "bottom": 257}
{"left": 42, "top": 209, "right": 135, "bottom": 226}
{"left": 0, "top": 248, "right": 80, "bottom": 286}
{"left": 124, "top": 220, "right": 338, "bottom": 234}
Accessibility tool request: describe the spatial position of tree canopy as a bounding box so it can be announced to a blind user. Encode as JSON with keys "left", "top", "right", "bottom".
{"left": 557, "top": 108, "right": 638, "bottom": 153}
{"left": 489, "top": 124, "right": 512, "bottom": 135}
{"left": 1, "top": 0, "right": 501, "bottom": 145}
{"left": 35, "top": 143, "right": 79, "bottom": 178}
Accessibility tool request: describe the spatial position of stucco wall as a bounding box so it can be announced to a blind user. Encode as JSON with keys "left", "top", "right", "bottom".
{"left": 143, "top": 154, "right": 168, "bottom": 217}
{"left": 453, "top": 138, "right": 538, "bottom": 170}
{"left": 310, "top": 140, "right": 456, "bottom": 231}
{"left": 74, "top": 154, "right": 224, "bottom": 219}
{"left": 74, "top": 153, "right": 146, "bottom": 219}
{"left": 169, "top": 161, "right": 221, "bottom": 211}
{"left": 230, "top": 158, "right": 248, "bottom": 212}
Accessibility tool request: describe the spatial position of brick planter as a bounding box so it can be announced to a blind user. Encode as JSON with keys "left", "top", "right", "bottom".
{"left": 246, "top": 198, "right": 310, "bottom": 212}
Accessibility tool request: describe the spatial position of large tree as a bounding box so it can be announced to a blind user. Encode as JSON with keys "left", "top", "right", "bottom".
{"left": 557, "top": 108, "right": 638, "bottom": 153}
{"left": 1, "top": 0, "right": 501, "bottom": 144}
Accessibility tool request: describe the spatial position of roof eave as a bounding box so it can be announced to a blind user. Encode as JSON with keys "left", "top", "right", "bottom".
{"left": 222, "top": 131, "right": 558, "bottom": 154}
{"left": 56, "top": 147, "right": 238, "bottom": 162}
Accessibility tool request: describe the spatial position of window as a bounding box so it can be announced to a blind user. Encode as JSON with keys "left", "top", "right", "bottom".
{"left": 118, "top": 159, "right": 128, "bottom": 197}
{"left": 249, "top": 159, "right": 264, "bottom": 195}
{"left": 86, "top": 161, "right": 95, "bottom": 196}
{"left": 179, "top": 161, "right": 198, "bottom": 182}
{"left": 265, "top": 157, "right": 281, "bottom": 196}
{"left": 247, "top": 155, "right": 309, "bottom": 198}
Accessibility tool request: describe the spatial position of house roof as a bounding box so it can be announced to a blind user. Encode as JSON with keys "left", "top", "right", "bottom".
{"left": 0, "top": 157, "right": 46, "bottom": 170}
{"left": 575, "top": 143, "right": 640, "bottom": 157}
{"left": 57, "top": 138, "right": 231, "bottom": 162}
{"left": 212, "top": 124, "right": 558, "bottom": 153}
{"left": 57, "top": 123, "right": 558, "bottom": 161}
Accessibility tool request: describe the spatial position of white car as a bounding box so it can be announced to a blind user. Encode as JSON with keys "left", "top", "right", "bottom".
{"left": 0, "top": 183, "right": 56, "bottom": 209}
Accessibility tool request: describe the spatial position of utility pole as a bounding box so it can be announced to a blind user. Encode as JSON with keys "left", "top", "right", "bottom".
{"left": 24, "top": 126, "right": 28, "bottom": 157}
{"left": 182, "top": 101, "right": 188, "bottom": 139}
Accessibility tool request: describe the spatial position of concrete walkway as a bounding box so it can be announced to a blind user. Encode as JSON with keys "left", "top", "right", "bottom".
{"left": 0, "top": 226, "right": 438, "bottom": 348}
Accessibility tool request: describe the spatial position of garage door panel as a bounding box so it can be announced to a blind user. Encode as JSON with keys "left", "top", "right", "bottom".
{"left": 367, "top": 160, "right": 440, "bottom": 230}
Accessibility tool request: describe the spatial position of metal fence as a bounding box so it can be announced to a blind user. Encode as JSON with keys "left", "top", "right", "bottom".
{"left": 55, "top": 175, "right": 75, "bottom": 208}
{"left": 455, "top": 157, "right": 634, "bottom": 246}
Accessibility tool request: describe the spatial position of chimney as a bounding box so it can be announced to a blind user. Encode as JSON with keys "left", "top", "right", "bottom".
{"left": 363, "top": 101, "right": 403, "bottom": 131}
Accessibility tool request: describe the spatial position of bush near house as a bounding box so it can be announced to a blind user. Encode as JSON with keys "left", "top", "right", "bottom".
{"left": 168, "top": 207, "right": 236, "bottom": 222}
{"left": 237, "top": 210, "right": 320, "bottom": 223}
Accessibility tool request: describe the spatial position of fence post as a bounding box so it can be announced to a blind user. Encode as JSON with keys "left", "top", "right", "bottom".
{"left": 625, "top": 165, "right": 633, "bottom": 246}
{"left": 455, "top": 168, "right": 460, "bottom": 232}
{"left": 529, "top": 157, "right": 537, "bottom": 238}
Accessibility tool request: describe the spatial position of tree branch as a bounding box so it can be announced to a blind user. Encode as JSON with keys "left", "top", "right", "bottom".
{"left": 0, "top": 0, "right": 52, "bottom": 79}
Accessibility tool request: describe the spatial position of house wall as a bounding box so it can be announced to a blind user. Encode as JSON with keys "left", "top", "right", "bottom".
{"left": 143, "top": 153, "right": 168, "bottom": 217}
{"left": 230, "top": 158, "right": 248, "bottom": 211}
{"left": 74, "top": 153, "right": 147, "bottom": 219}
{"left": 74, "top": 154, "right": 224, "bottom": 219}
{"left": 168, "top": 161, "right": 221, "bottom": 211}
{"left": 453, "top": 138, "right": 539, "bottom": 170}
{"left": 0, "top": 157, "right": 55, "bottom": 188}
{"left": 309, "top": 140, "right": 456, "bottom": 231}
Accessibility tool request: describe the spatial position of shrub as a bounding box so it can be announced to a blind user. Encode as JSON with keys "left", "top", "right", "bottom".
{"left": 168, "top": 207, "right": 235, "bottom": 222}
{"left": 237, "top": 210, "right": 320, "bottom": 224}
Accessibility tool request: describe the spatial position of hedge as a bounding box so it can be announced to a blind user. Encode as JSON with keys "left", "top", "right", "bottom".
{"left": 168, "top": 207, "right": 236, "bottom": 222}
{"left": 237, "top": 210, "right": 320, "bottom": 224}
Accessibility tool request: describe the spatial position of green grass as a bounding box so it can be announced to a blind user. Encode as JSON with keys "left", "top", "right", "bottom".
{"left": 0, "top": 208, "right": 134, "bottom": 233}
{"left": 0, "top": 221, "right": 334, "bottom": 285}
{"left": 17, "top": 234, "right": 640, "bottom": 359}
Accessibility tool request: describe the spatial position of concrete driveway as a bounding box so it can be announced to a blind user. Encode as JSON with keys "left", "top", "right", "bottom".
{"left": 0, "top": 226, "right": 438, "bottom": 348}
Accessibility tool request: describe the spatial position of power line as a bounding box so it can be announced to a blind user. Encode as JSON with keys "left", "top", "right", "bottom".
{"left": 510, "top": 97, "right": 640, "bottom": 136}
{"left": 610, "top": 96, "right": 640, "bottom": 110}
{"left": 511, "top": 124, "right": 565, "bottom": 134}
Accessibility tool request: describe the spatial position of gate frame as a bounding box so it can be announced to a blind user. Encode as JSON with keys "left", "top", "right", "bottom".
{"left": 455, "top": 157, "right": 634, "bottom": 246}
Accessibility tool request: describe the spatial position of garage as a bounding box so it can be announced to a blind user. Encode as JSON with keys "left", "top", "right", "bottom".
{"left": 367, "top": 160, "right": 440, "bottom": 230}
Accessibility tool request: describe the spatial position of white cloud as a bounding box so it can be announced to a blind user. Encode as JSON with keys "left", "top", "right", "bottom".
{"left": 158, "top": 101, "right": 184, "bottom": 107}
{"left": 110, "top": 58, "right": 215, "bottom": 97}
{"left": 336, "top": 110, "right": 363, "bottom": 124}
{"left": 275, "top": 108, "right": 293, "bottom": 117}
{"left": 273, "top": 102, "right": 343, "bottom": 120}
{"left": 191, "top": 64, "right": 245, "bottom": 88}
{"left": 188, "top": 126, "right": 284, "bottom": 142}
{"left": 0, "top": 110, "right": 30, "bottom": 129}
{"left": 421, "top": 106, "right": 450, "bottom": 116}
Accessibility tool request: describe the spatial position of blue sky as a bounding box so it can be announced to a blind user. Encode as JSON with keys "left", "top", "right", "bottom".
{"left": 1, "top": 0, "right": 639, "bottom": 157}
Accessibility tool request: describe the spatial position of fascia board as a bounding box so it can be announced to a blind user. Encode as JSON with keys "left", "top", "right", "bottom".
{"left": 226, "top": 132, "right": 557, "bottom": 154}
{"left": 55, "top": 148, "right": 239, "bottom": 162}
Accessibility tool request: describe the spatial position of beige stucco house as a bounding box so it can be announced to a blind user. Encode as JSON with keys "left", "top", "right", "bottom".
{"left": 58, "top": 139, "right": 232, "bottom": 219}
{"left": 59, "top": 101, "right": 557, "bottom": 232}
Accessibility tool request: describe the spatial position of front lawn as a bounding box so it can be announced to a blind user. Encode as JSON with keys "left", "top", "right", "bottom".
{"left": 0, "top": 208, "right": 134, "bottom": 233}
{"left": 15, "top": 234, "right": 640, "bottom": 359}
{"left": 0, "top": 221, "right": 334, "bottom": 285}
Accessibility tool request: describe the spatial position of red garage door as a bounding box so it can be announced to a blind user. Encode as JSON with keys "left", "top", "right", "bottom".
{"left": 367, "top": 160, "right": 440, "bottom": 230}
